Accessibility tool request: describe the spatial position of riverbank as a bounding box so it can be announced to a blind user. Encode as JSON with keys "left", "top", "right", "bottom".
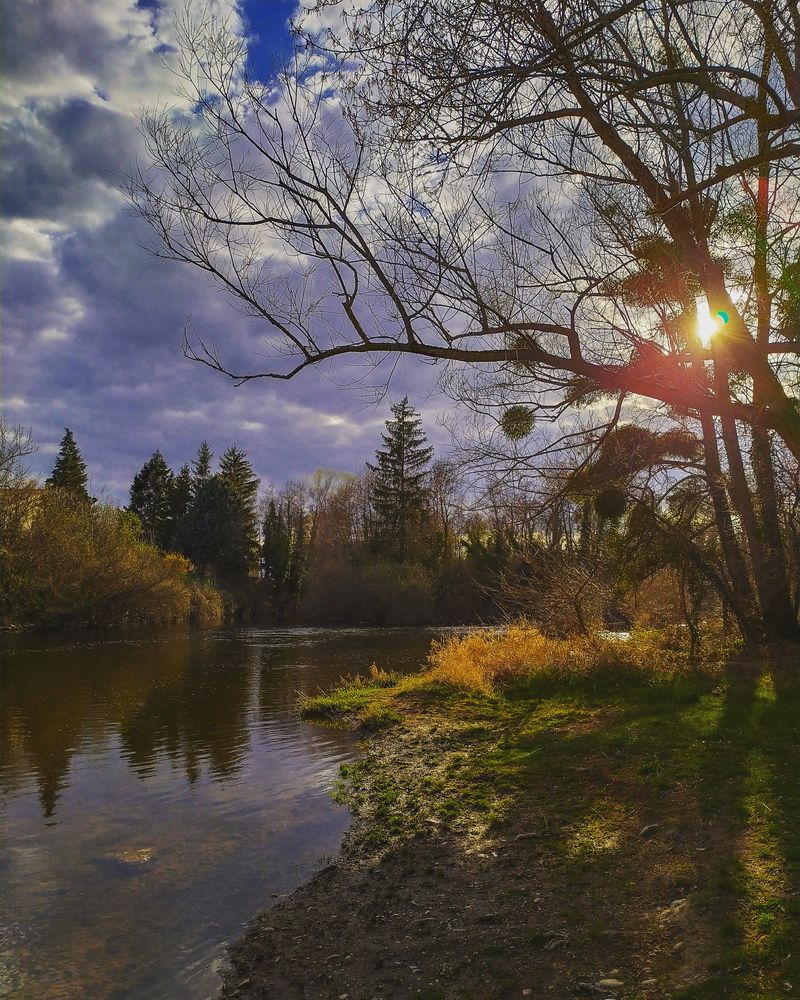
{"left": 221, "top": 631, "right": 800, "bottom": 999}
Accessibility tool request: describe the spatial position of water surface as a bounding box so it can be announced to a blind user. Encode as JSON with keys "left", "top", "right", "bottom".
{"left": 0, "top": 626, "right": 436, "bottom": 999}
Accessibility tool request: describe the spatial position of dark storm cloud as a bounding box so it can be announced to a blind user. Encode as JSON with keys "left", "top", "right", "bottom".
{"left": 2, "top": 0, "right": 447, "bottom": 503}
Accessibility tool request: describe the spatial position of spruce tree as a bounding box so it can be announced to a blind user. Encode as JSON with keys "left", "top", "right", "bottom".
{"left": 128, "top": 451, "right": 175, "bottom": 549}
{"left": 262, "top": 496, "right": 307, "bottom": 611}
{"left": 219, "top": 445, "right": 260, "bottom": 578}
{"left": 191, "top": 441, "right": 213, "bottom": 489}
{"left": 176, "top": 475, "right": 236, "bottom": 578}
{"left": 46, "top": 428, "right": 90, "bottom": 499}
{"left": 262, "top": 498, "right": 290, "bottom": 600}
{"left": 368, "top": 397, "right": 433, "bottom": 560}
{"left": 170, "top": 463, "right": 193, "bottom": 542}
{"left": 285, "top": 509, "right": 307, "bottom": 601}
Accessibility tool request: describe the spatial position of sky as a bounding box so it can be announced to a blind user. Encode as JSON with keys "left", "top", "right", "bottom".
{"left": 1, "top": 0, "right": 445, "bottom": 502}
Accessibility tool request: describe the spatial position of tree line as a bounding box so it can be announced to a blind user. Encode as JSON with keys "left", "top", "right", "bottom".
{"left": 117, "top": 397, "right": 494, "bottom": 623}
{"left": 6, "top": 379, "right": 800, "bottom": 635}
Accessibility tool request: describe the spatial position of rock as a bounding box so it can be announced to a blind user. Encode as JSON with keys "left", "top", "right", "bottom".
{"left": 112, "top": 847, "right": 155, "bottom": 866}
{"left": 639, "top": 823, "right": 661, "bottom": 838}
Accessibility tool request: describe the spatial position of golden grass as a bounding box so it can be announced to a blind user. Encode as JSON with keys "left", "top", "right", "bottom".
{"left": 425, "top": 622, "right": 737, "bottom": 693}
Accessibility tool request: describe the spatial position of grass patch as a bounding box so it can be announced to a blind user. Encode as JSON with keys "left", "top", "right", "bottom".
{"left": 300, "top": 629, "right": 800, "bottom": 997}
{"left": 298, "top": 664, "right": 405, "bottom": 725}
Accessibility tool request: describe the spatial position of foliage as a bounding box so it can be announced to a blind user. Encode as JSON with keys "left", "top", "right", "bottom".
{"left": 45, "top": 428, "right": 90, "bottom": 500}
{"left": 218, "top": 444, "right": 260, "bottom": 578}
{"left": 499, "top": 405, "right": 535, "bottom": 441}
{"left": 261, "top": 494, "right": 307, "bottom": 613}
{"left": 128, "top": 450, "right": 175, "bottom": 548}
{"left": 368, "top": 396, "right": 433, "bottom": 561}
{"left": 425, "top": 623, "right": 738, "bottom": 694}
{"left": 0, "top": 485, "right": 222, "bottom": 627}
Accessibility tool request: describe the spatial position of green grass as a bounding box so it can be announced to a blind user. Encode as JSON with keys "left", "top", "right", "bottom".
{"left": 304, "top": 645, "right": 800, "bottom": 997}
{"left": 298, "top": 667, "right": 405, "bottom": 724}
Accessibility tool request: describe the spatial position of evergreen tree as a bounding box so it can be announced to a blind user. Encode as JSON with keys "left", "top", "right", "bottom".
{"left": 170, "top": 463, "right": 193, "bottom": 541}
{"left": 191, "top": 441, "right": 213, "bottom": 490}
{"left": 285, "top": 509, "right": 308, "bottom": 600}
{"left": 368, "top": 397, "right": 433, "bottom": 560}
{"left": 262, "top": 498, "right": 290, "bottom": 598}
{"left": 46, "top": 428, "right": 90, "bottom": 499}
{"left": 128, "top": 451, "right": 175, "bottom": 549}
{"left": 177, "top": 476, "right": 251, "bottom": 580}
{"left": 261, "top": 496, "right": 308, "bottom": 612}
{"left": 219, "top": 445, "right": 259, "bottom": 575}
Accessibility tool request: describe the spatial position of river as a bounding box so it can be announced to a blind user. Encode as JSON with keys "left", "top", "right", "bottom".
{"left": 0, "top": 626, "right": 439, "bottom": 999}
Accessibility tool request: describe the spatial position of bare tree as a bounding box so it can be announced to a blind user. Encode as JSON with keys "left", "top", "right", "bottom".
{"left": 130, "top": 1, "right": 800, "bottom": 636}
{"left": 0, "top": 418, "right": 36, "bottom": 488}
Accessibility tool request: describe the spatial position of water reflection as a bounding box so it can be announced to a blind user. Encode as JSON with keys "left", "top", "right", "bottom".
{"left": 0, "top": 626, "right": 436, "bottom": 999}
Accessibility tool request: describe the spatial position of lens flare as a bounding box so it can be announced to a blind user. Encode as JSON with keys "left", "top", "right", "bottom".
{"left": 696, "top": 299, "right": 718, "bottom": 346}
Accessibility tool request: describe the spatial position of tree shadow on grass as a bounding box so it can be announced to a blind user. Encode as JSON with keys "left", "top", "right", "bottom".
{"left": 676, "top": 646, "right": 800, "bottom": 999}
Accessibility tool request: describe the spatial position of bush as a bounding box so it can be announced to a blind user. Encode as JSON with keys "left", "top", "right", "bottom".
{"left": 0, "top": 485, "right": 224, "bottom": 628}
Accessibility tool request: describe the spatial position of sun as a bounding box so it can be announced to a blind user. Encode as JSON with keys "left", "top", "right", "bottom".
{"left": 696, "top": 298, "right": 719, "bottom": 347}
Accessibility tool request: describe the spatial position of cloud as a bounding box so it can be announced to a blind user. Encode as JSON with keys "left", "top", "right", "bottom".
{"left": 1, "top": 0, "right": 446, "bottom": 503}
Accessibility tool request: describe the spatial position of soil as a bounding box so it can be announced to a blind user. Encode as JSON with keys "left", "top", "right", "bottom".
{"left": 219, "top": 688, "right": 740, "bottom": 1000}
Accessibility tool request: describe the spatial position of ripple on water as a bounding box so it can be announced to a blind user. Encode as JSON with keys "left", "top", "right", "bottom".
{"left": 0, "top": 625, "right": 435, "bottom": 999}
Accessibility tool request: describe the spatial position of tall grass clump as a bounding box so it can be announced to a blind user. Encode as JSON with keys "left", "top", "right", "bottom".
{"left": 426, "top": 622, "right": 737, "bottom": 693}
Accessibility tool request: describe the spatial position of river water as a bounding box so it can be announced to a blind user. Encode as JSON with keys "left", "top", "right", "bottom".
{"left": 0, "top": 626, "right": 438, "bottom": 999}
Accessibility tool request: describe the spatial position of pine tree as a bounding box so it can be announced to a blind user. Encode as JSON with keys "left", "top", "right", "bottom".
{"left": 219, "top": 445, "right": 259, "bottom": 576}
{"left": 176, "top": 475, "right": 236, "bottom": 578}
{"left": 368, "top": 397, "right": 433, "bottom": 560}
{"left": 192, "top": 441, "right": 213, "bottom": 489}
{"left": 170, "top": 463, "right": 193, "bottom": 540}
{"left": 262, "top": 498, "right": 290, "bottom": 598}
{"left": 46, "top": 428, "right": 90, "bottom": 499}
{"left": 128, "top": 451, "right": 175, "bottom": 549}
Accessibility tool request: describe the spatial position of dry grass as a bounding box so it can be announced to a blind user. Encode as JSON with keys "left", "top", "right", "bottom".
{"left": 425, "top": 621, "right": 737, "bottom": 693}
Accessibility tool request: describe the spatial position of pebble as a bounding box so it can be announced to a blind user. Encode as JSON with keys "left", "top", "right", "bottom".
{"left": 598, "top": 980, "right": 624, "bottom": 988}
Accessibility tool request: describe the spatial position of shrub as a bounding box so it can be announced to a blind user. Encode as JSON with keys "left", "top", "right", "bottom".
{"left": 426, "top": 621, "right": 736, "bottom": 693}
{"left": 0, "top": 485, "right": 224, "bottom": 627}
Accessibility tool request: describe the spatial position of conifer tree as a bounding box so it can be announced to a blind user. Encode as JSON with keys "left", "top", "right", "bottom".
{"left": 368, "top": 397, "right": 433, "bottom": 560}
{"left": 170, "top": 463, "right": 192, "bottom": 538}
{"left": 176, "top": 475, "right": 236, "bottom": 578}
{"left": 219, "top": 445, "right": 259, "bottom": 573}
{"left": 262, "top": 496, "right": 308, "bottom": 611}
{"left": 285, "top": 510, "right": 307, "bottom": 600}
{"left": 191, "top": 441, "right": 213, "bottom": 489}
{"left": 46, "top": 428, "right": 90, "bottom": 499}
{"left": 262, "top": 498, "right": 290, "bottom": 598}
{"left": 128, "top": 451, "right": 175, "bottom": 549}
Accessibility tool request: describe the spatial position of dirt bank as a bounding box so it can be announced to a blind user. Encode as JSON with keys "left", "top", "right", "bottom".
{"left": 219, "top": 665, "right": 800, "bottom": 999}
